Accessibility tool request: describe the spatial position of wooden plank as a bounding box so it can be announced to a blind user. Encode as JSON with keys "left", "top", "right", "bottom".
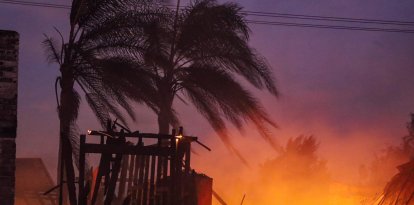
{"left": 137, "top": 154, "right": 146, "bottom": 204}
{"left": 104, "top": 154, "right": 123, "bottom": 205}
{"left": 155, "top": 156, "right": 163, "bottom": 205}
{"left": 83, "top": 144, "right": 173, "bottom": 156}
{"left": 87, "top": 131, "right": 197, "bottom": 141}
{"left": 118, "top": 155, "right": 129, "bottom": 199}
{"left": 185, "top": 142, "right": 191, "bottom": 174}
{"left": 149, "top": 155, "right": 156, "bottom": 205}
{"left": 142, "top": 156, "right": 150, "bottom": 205}
{"left": 170, "top": 134, "right": 178, "bottom": 205}
{"left": 131, "top": 155, "right": 141, "bottom": 203}
{"left": 91, "top": 153, "right": 111, "bottom": 205}
{"left": 127, "top": 155, "right": 135, "bottom": 193}
{"left": 212, "top": 190, "right": 228, "bottom": 205}
{"left": 104, "top": 159, "right": 110, "bottom": 194}
{"left": 78, "top": 135, "right": 86, "bottom": 205}
{"left": 162, "top": 156, "right": 169, "bottom": 205}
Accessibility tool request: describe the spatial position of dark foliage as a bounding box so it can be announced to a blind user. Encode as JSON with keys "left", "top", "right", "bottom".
{"left": 117, "top": 0, "right": 280, "bottom": 163}
{"left": 44, "top": 0, "right": 162, "bottom": 204}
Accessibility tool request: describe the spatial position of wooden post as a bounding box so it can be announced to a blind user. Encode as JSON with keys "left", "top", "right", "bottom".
{"left": 78, "top": 135, "right": 86, "bottom": 205}
{"left": 91, "top": 153, "right": 110, "bottom": 205}
{"left": 170, "top": 129, "right": 177, "bottom": 205}
{"left": 185, "top": 142, "right": 191, "bottom": 174}
{"left": 142, "top": 156, "right": 150, "bottom": 204}
{"left": 117, "top": 155, "right": 129, "bottom": 203}
{"left": 137, "top": 154, "right": 146, "bottom": 204}
{"left": 104, "top": 153, "right": 123, "bottom": 205}
{"left": 127, "top": 155, "right": 135, "bottom": 193}
{"left": 155, "top": 138, "right": 163, "bottom": 204}
{"left": 149, "top": 155, "right": 156, "bottom": 205}
{"left": 131, "top": 155, "right": 141, "bottom": 202}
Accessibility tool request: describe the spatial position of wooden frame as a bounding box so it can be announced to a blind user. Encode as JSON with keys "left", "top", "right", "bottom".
{"left": 78, "top": 125, "right": 194, "bottom": 205}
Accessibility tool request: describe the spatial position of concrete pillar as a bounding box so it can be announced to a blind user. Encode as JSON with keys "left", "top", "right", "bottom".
{"left": 0, "top": 30, "right": 19, "bottom": 205}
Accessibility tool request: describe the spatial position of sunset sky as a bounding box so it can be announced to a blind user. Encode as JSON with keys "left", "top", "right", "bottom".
{"left": 1, "top": 0, "right": 414, "bottom": 203}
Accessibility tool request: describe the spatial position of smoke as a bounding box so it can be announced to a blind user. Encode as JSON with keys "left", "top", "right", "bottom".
{"left": 190, "top": 121, "right": 414, "bottom": 205}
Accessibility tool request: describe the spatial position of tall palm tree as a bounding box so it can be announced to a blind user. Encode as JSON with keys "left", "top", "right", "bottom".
{"left": 43, "top": 0, "right": 159, "bottom": 204}
{"left": 125, "top": 0, "right": 281, "bottom": 162}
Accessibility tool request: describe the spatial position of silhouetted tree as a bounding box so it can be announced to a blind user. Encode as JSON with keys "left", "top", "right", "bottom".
{"left": 371, "top": 114, "right": 414, "bottom": 204}
{"left": 368, "top": 114, "right": 414, "bottom": 188}
{"left": 43, "top": 1, "right": 159, "bottom": 204}
{"left": 257, "top": 136, "right": 330, "bottom": 204}
{"left": 124, "top": 0, "right": 280, "bottom": 161}
{"left": 377, "top": 159, "right": 414, "bottom": 205}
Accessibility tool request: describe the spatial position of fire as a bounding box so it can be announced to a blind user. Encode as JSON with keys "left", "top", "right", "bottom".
{"left": 176, "top": 134, "right": 183, "bottom": 143}
{"left": 190, "top": 128, "right": 400, "bottom": 205}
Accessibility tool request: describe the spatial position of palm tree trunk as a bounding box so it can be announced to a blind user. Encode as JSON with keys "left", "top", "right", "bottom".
{"left": 60, "top": 134, "right": 77, "bottom": 205}
{"left": 59, "top": 68, "right": 78, "bottom": 205}
{"left": 157, "top": 81, "right": 174, "bottom": 135}
{"left": 158, "top": 107, "right": 170, "bottom": 134}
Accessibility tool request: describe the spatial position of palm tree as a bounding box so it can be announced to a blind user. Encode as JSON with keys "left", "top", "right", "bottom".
{"left": 43, "top": 1, "right": 159, "bottom": 204}
{"left": 125, "top": 0, "right": 281, "bottom": 162}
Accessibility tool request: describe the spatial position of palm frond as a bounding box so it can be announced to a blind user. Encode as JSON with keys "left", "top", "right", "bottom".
{"left": 85, "top": 93, "right": 111, "bottom": 128}
{"left": 42, "top": 35, "right": 62, "bottom": 65}
{"left": 216, "top": 130, "right": 251, "bottom": 167}
{"left": 180, "top": 64, "right": 280, "bottom": 152}
{"left": 175, "top": 0, "right": 278, "bottom": 96}
{"left": 77, "top": 75, "right": 129, "bottom": 126}
{"left": 69, "top": 0, "right": 83, "bottom": 25}
{"left": 68, "top": 123, "right": 81, "bottom": 169}
{"left": 85, "top": 57, "right": 160, "bottom": 115}
{"left": 183, "top": 84, "right": 249, "bottom": 165}
{"left": 74, "top": 55, "right": 162, "bottom": 127}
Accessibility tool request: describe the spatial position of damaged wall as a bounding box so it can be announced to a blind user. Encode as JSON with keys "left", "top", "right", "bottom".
{"left": 0, "top": 30, "right": 19, "bottom": 205}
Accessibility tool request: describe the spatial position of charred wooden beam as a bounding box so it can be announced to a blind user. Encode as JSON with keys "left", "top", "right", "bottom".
{"left": 82, "top": 144, "right": 174, "bottom": 156}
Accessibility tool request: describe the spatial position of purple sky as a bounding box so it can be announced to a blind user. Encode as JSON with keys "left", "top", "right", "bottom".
{"left": 1, "top": 0, "right": 414, "bottom": 184}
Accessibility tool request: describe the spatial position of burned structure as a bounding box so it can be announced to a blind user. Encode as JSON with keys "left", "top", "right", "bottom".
{"left": 0, "top": 30, "right": 18, "bottom": 205}
{"left": 76, "top": 121, "right": 212, "bottom": 205}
